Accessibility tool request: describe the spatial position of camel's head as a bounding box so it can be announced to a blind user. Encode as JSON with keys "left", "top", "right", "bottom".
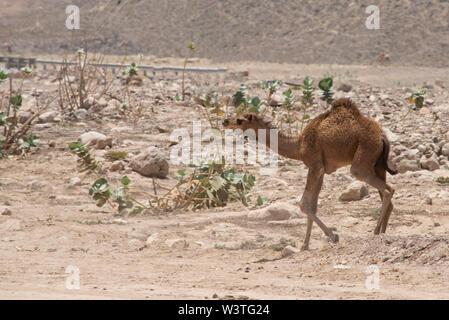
{"left": 222, "top": 113, "right": 267, "bottom": 131}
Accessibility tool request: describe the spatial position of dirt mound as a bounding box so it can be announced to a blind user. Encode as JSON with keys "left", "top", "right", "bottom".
{"left": 1, "top": 0, "right": 448, "bottom": 67}
{"left": 349, "top": 235, "right": 449, "bottom": 266}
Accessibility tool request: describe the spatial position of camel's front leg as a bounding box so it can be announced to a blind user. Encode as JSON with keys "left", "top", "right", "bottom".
{"left": 299, "top": 167, "right": 339, "bottom": 250}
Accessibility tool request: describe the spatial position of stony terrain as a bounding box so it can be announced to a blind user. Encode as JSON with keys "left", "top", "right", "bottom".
{"left": 1, "top": 0, "right": 449, "bottom": 67}
{"left": 0, "top": 60, "right": 449, "bottom": 299}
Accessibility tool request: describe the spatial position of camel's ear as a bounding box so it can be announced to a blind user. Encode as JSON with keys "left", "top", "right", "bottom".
{"left": 244, "top": 114, "right": 253, "bottom": 121}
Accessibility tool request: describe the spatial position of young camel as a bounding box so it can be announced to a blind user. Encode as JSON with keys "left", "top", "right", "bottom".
{"left": 223, "top": 98, "right": 398, "bottom": 250}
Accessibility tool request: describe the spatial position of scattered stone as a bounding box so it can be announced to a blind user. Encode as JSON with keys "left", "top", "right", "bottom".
{"left": 18, "top": 111, "right": 33, "bottom": 124}
{"left": 130, "top": 146, "right": 169, "bottom": 178}
{"left": 82, "top": 96, "right": 97, "bottom": 109}
{"left": 38, "top": 111, "right": 57, "bottom": 123}
{"left": 248, "top": 202, "right": 298, "bottom": 221}
{"left": 442, "top": 143, "right": 449, "bottom": 157}
{"left": 146, "top": 233, "right": 160, "bottom": 246}
{"left": 79, "top": 131, "right": 113, "bottom": 150}
{"left": 110, "top": 161, "right": 124, "bottom": 172}
{"left": 1, "top": 207, "right": 12, "bottom": 216}
{"left": 74, "top": 108, "right": 88, "bottom": 120}
{"left": 419, "top": 107, "right": 430, "bottom": 115}
{"left": 97, "top": 98, "right": 108, "bottom": 108}
{"left": 420, "top": 154, "right": 440, "bottom": 171}
{"left": 396, "top": 159, "right": 420, "bottom": 173}
{"left": 338, "top": 83, "right": 352, "bottom": 92}
{"left": 339, "top": 181, "right": 369, "bottom": 202}
{"left": 165, "top": 238, "right": 189, "bottom": 249}
{"left": 27, "top": 180, "right": 42, "bottom": 190}
{"left": 281, "top": 245, "right": 300, "bottom": 257}
{"left": 70, "top": 177, "right": 82, "bottom": 186}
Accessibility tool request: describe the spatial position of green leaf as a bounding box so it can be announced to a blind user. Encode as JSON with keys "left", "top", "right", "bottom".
{"left": 10, "top": 95, "right": 22, "bottom": 107}
{"left": 318, "top": 77, "right": 333, "bottom": 91}
{"left": 121, "top": 176, "right": 131, "bottom": 186}
{"left": 0, "top": 68, "right": 8, "bottom": 82}
{"left": 130, "top": 206, "right": 144, "bottom": 215}
{"left": 257, "top": 196, "right": 268, "bottom": 206}
{"left": 90, "top": 178, "right": 109, "bottom": 195}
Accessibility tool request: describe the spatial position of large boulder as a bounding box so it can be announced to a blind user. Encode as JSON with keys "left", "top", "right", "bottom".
{"left": 420, "top": 154, "right": 440, "bottom": 171}
{"left": 79, "top": 131, "right": 112, "bottom": 150}
{"left": 396, "top": 158, "right": 420, "bottom": 173}
{"left": 130, "top": 147, "right": 169, "bottom": 178}
{"left": 248, "top": 202, "right": 298, "bottom": 221}
{"left": 339, "top": 181, "right": 369, "bottom": 202}
{"left": 442, "top": 143, "right": 449, "bottom": 157}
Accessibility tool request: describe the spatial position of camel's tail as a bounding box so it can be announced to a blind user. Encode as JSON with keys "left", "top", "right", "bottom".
{"left": 380, "top": 136, "right": 398, "bottom": 175}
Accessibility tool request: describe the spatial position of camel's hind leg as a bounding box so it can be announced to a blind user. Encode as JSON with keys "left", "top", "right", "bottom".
{"left": 300, "top": 166, "right": 339, "bottom": 250}
{"left": 351, "top": 144, "right": 394, "bottom": 235}
{"left": 374, "top": 161, "right": 394, "bottom": 234}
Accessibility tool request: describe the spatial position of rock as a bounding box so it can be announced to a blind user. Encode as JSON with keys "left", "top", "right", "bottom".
{"left": 74, "top": 108, "right": 88, "bottom": 120}
{"left": 130, "top": 147, "right": 169, "bottom": 178}
{"left": 27, "top": 180, "right": 42, "bottom": 190}
{"left": 110, "top": 161, "right": 124, "bottom": 172}
{"left": 435, "top": 79, "right": 445, "bottom": 88}
{"left": 338, "top": 83, "right": 352, "bottom": 92}
{"left": 145, "top": 233, "right": 159, "bottom": 246}
{"left": 18, "top": 111, "right": 33, "bottom": 124}
{"left": 38, "top": 111, "right": 57, "bottom": 123}
{"left": 403, "top": 149, "right": 420, "bottom": 160}
{"left": 419, "top": 107, "right": 430, "bottom": 114}
{"left": 0, "top": 207, "right": 12, "bottom": 216}
{"left": 82, "top": 96, "right": 97, "bottom": 109}
{"left": 248, "top": 202, "right": 298, "bottom": 221}
{"left": 339, "top": 182, "right": 369, "bottom": 202}
{"left": 79, "top": 131, "right": 112, "bottom": 150}
{"left": 420, "top": 154, "right": 440, "bottom": 171}
{"left": 441, "top": 143, "right": 449, "bottom": 157}
{"left": 396, "top": 159, "right": 420, "bottom": 173}
{"left": 97, "top": 98, "right": 108, "bottom": 108}
{"left": 165, "top": 238, "right": 189, "bottom": 249}
{"left": 70, "top": 177, "right": 81, "bottom": 186}
{"left": 281, "top": 245, "right": 300, "bottom": 257}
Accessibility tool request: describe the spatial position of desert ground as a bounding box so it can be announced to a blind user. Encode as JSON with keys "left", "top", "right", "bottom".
{"left": 1, "top": 58, "right": 449, "bottom": 300}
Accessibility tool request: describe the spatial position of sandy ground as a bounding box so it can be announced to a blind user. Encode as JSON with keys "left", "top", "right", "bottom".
{"left": 1, "top": 62, "right": 449, "bottom": 299}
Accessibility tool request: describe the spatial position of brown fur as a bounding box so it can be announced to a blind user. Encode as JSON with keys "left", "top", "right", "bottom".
{"left": 223, "top": 98, "right": 397, "bottom": 250}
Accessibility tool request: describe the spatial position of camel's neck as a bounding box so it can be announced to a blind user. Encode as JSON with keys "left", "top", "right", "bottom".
{"left": 256, "top": 125, "right": 301, "bottom": 160}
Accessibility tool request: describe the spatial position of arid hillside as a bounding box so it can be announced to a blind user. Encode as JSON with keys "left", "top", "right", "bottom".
{"left": 1, "top": 0, "right": 448, "bottom": 67}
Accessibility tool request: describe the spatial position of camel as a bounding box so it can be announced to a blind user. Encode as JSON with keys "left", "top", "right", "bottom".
{"left": 223, "top": 98, "right": 398, "bottom": 250}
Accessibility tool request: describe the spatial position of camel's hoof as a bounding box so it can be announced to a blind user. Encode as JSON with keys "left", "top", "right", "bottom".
{"left": 301, "top": 245, "right": 309, "bottom": 251}
{"left": 331, "top": 233, "right": 339, "bottom": 244}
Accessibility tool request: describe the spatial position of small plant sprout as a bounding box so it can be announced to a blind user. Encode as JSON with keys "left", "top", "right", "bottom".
{"left": 182, "top": 42, "right": 196, "bottom": 101}
{"left": 261, "top": 80, "right": 283, "bottom": 110}
{"left": 298, "top": 77, "right": 315, "bottom": 132}
{"left": 1, "top": 65, "right": 51, "bottom": 157}
{"left": 122, "top": 62, "right": 139, "bottom": 77}
{"left": 318, "top": 77, "right": 334, "bottom": 105}
{"left": 409, "top": 89, "right": 426, "bottom": 109}
{"left": 403, "top": 89, "right": 426, "bottom": 120}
